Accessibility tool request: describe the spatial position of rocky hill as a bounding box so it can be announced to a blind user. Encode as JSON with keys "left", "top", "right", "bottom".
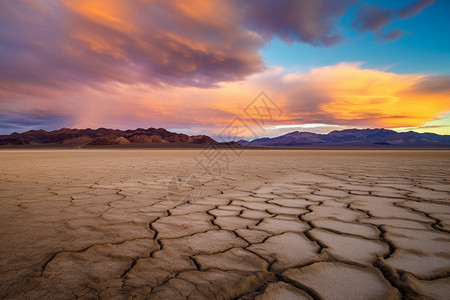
{"left": 0, "top": 127, "right": 219, "bottom": 147}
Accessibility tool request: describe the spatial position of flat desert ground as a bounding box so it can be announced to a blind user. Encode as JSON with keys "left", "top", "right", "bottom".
{"left": 0, "top": 149, "right": 449, "bottom": 299}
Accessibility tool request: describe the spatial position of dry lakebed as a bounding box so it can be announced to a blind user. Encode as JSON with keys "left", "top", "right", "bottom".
{"left": 0, "top": 149, "right": 449, "bottom": 299}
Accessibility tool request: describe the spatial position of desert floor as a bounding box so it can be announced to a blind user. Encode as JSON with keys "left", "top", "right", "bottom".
{"left": 0, "top": 149, "right": 449, "bottom": 299}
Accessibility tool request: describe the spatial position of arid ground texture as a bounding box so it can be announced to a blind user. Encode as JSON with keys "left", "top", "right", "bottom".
{"left": 0, "top": 150, "right": 449, "bottom": 299}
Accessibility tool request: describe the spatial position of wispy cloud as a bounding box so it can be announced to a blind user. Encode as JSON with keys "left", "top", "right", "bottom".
{"left": 397, "top": 0, "right": 436, "bottom": 19}
{"left": 271, "top": 124, "right": 336, "bottom": 130}
{"left": 352, "top": 0, "right": 436, "bottom": 41}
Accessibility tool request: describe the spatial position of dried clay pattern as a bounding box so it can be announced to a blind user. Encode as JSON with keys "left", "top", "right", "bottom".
{"left": 0, "top": 150, "right": 449, "bottom": 299}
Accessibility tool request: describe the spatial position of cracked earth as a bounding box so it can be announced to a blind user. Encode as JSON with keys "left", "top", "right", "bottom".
{"left": 0, "top": 150, "right": 449, "bottom": 299}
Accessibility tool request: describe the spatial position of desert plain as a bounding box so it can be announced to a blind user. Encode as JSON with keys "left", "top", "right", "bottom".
{"left": 0, "top": 149, "right": 449, "bottom": 299}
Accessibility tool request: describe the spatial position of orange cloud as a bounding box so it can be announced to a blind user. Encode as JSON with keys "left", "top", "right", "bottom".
{"left": 62, "top": 0, "right": 136, "bottom": 33}
{"left": 60, "top": 63, "right": 449, "bottom": 135}
{"left": 3, "top": 62, "right": 450, "bottom": 136}
{"left": 313, "top": 63, "right": 449, "bottom": 127}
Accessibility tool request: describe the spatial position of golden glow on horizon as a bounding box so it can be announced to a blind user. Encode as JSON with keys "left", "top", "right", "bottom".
{"left": 319, "top": 63, "right": 449, "bottom": 127}
{"left": 61, "top": 63, "right": 450, "bottom": 136}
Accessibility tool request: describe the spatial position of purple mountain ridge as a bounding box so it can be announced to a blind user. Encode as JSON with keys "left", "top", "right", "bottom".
{"left": 0, "top": 127, "right": 218, "bottom": 147}
{"left": 238, "top": 128, "right": 450, "bottom": 147}
{"left": 2, "top": 127, "right": 449, "bottom": 148}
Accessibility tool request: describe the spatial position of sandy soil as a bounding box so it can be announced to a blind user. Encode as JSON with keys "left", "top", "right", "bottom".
{"left": 0, "top": 149, "right": 449, "bottom": 299}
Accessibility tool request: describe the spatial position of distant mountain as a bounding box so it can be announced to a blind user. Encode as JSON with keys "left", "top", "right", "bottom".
{"left": 3, "top": 127, "right": 449, "bottom": 148}
{"left": 240, "top": 128, "right": 450, "bottom": 147}
{"left": 0, "top": 127, "right": 219, "bottom": 147}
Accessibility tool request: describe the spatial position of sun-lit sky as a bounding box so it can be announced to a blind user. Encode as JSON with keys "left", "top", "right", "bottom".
{"left": 1, "top": 0, "right": 449, "bottom": 137}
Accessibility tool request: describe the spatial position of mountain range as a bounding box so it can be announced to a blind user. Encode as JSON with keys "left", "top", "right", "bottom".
{"left": 1, "top": 127, "right": 449, "bottom": 148}
{"left": 0, "top": 127, "right": 218, "bottom": 147}
{"left": 239, "top": 128, "right": 450, "bottom": 147}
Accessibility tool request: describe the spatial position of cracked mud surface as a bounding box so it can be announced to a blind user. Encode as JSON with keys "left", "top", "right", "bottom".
{"left": 0, "top": 149, "right": 449, "bottom": 299}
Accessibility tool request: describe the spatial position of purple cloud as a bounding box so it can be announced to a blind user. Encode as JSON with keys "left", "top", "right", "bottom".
{"left": 353, "top": 4, "right": 393, "bottom": 32}
{"left": 377, "top": 29, "right": 405, "bottom": 42}
{"left": 352, "top": 0, "right": 436, "bottom": 41}
{"left": 397, "top": 0, "right": 437, "bottom": 19}
{"left": 0, "top": 0, "right": 364, "bottom": 95}
{"left": 0, "top": 1, "right": 266, "bottom": 90}
{"left": 240, "top": 0, "right": 359, "bottom": 47}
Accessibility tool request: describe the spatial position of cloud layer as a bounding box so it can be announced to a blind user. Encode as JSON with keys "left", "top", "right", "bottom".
{"left": 1, "top": 0, "right": 265, "bottom": 89}
{"left": 2, "top": 62, "right": 449, "bottom": 136}
{"left": 241, "top": 0, "right": 358, "bottom": 47}
{"left": 0, "top": 0, "right": 446, "bottom": 135}
{"left": 0, "top": 0, "right": 361, "bottom": 92}
{"left": 0, "top": 0, "right": 436, "bottom": 91}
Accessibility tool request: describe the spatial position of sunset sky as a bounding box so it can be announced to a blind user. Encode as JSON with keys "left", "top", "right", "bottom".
{"left": 1, "top": 0, "right": 449, "bottom": 138}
